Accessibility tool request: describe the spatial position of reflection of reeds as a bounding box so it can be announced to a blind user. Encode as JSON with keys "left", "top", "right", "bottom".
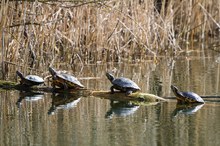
{"left": 0, "top": 0, "right": 220, "bottom": 69}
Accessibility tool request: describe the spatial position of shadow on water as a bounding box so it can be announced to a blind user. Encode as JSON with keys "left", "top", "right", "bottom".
{"left": 171, "top": 103, "right": 204, "bottom": 118}
{"left": 1, "top": 51, "right": 220, "bottom": 146}
{"left": 105, "top": 100, "right": 140, "bottom": 119}
{"left": 16, "top": 91, "right": 44, "bottom": 108}
{"left": 48, "top": 92, "right": 81, "bottom": 115}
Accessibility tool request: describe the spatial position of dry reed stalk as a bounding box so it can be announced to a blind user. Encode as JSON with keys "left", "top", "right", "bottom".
{"left": 0, "top": 0, "right": 10, "bottom": 79}
{"left": 0, "top": 0, "right": 219, "bottom": 71}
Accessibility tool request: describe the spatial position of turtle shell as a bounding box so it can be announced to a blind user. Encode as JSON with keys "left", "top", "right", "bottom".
{"left": 49, "top": 67, "right": 84, "bottom": 89}
{"left": 179, "top": 92, "right": 204, "bottom": 103}
{"left": 25, "top": 75, "right": 44, "bottom": 83}
{"left": 54, "top": 73, "right": 84, "bottom": 89}
{"left": 16, "top": 71, "right": 44, "bottom": 86}
{"left": 112, "top": 77, "right": 140, "bottom": 92}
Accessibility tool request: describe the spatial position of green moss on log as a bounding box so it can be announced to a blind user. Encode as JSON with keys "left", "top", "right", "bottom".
{"left": 0, "top": 80, "right": 18, "bottom": 89}
{"left": 0, "top": 80, "right": 166, "bottom": 103}
{"left": 0, "top": 80, "right": 52, "bottom": 91}
{"left": 91, "top": 91, "right": 167, "bottom": 102}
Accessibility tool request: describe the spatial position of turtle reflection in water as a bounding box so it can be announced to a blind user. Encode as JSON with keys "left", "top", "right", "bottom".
{"left": 48, "top": 93, "right": 81, "bottom": 115}
{"left": 105, "top": 101, "right": 140, "bottom": 118}
{"left": 106, "top": 72, "right": 141, "bottom": 95}
{"left": 172, "top": 103, "right": 204, "bottom": 117}
{"left": 16, "top": 91, "right": 44, "bottom": 108}
{"left": 16, "top": 71, "right": 44, "bottom": 87}
{"left": 171, "top": 85, "right": 204, "bottom": 104}
{"left": 49, "top": 67, "right": 84, "bottom": 90}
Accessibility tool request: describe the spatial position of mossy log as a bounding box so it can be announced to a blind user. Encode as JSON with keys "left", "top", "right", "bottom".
{"left": 0, "top": 80, "right": 18, "bottom": 89}
{"left": 0, "top": 80, "right": 167, "bottom": 103}
{"left": 90, "top": 91, "right": 167, "bottom": 102}
{"left": 1, "top": 80, "right": 220, "bottom": 103}
{"left": 0, "top": 80, "right": 53, "bottom": 92}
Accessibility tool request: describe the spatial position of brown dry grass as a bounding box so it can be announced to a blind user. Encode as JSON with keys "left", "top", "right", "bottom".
{"left": 0, "top": 0, "right": 220, "bottom": 71}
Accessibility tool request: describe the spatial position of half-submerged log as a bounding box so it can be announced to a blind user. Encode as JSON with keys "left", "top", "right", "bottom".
{"left": 90, "top": 91, "right": 167, "bottom": 102}
{"left": 0, "top": 80, "right": 166, "bottom": 103}
{"left": 0, "top": 80, "right": 53, "bottom": 92}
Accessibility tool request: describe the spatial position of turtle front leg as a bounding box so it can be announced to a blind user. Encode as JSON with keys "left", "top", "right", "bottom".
{"left": 20, "top": 80, "right": 27, "bottom": 86}
{"left": 51, "top": 82, "right": 57, "bottom": 93}
{"left": 110, "top": 86, "right": 115, "bottom": 94}
{"left": 51, "top": 82, "right": 56, "bottom": 90}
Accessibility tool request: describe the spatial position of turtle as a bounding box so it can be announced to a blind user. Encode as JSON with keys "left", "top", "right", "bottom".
{"left": 16, "top": 71, "right": 44, "bottom": 86}
{"left": 48, "top": 67, "right": 84, "bottom": 89}
{"left": 171, "top": 85, "right": 204, "bottom": 104}
{"left": 106, "top": 72, "right": 141, "bottom": 95}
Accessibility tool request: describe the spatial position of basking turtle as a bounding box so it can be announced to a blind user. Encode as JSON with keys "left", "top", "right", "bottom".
{"left": 171, "top": 85, "right": 204, "bottom": 104}
{"left": 16, "top": 71, "right": 44, "bottom": 86}
{"left": 49, "top": 67, "right": 84, "bottom": 89}
{"left": 106, "top": 72, "right": 140, "bottom": 95}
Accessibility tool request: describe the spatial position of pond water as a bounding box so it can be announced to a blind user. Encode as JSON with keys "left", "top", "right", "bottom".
{"left": 1, "top": 51, "right": 220, "bottom": 146}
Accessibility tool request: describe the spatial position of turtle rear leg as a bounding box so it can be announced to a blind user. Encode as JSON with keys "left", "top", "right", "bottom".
{"left": 63, "top": 83, "right": 68, "bottom": 90}
{"left": 125, "top": 90, "right": 132, "bottom": 96}
{"left": 110, "top": 86, "right": 115, "bottom": 94}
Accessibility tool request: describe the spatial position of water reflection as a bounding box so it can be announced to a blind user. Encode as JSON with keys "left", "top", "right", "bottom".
{"left": 172, "top": 103, "right": 204, "bottom": 117}
{"left": 1, "top": 52, "right": 220, "bottom": 146}
{"left": 16, "top": 91, "right": 44, "bottom": 108}
{"left": 105, "top": 100, "right": 140, "bottom": 118}
{"left": 48, "top": 92, "right": 81, "bottom": 115}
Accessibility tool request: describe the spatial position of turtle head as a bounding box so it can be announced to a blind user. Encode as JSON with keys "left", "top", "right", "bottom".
{"left": 49, "top": 67, "right": 57, "bottom": 76}
{"left": 171, "top": 85, "right": 181, "bottom": 97}
{"left": 16, "top": 71, "right": 24, "bottom": 79}
{"left": 106, "top": 72, "right": 115, "bottom": 82}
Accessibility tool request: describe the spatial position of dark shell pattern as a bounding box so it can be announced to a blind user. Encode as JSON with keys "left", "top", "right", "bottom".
{"left": 57, "top": 73, "right": 84, "bottom": 88}
{"left": 25, "top": 75, "right": 44, "bottom": 83}
{"left": 112, "top": 77, "right": 140, "bottom": 90}
{"left": 180, "top": 92, "right": 204, "bottom": 103}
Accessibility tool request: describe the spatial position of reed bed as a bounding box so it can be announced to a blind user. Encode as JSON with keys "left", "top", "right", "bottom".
{"left": 0, "top": 0, "right": 220, "bottom": 74}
